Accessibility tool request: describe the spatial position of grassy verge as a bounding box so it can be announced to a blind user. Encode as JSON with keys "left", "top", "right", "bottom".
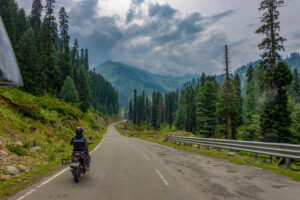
{"left": 0, "top": 88, "right": 112, "bottom": 198}
{"left": 116, "top": 122, "right": 300, "bottom": 182}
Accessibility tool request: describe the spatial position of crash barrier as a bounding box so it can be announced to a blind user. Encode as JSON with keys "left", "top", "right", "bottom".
{"left": 167, "top": 135, "right": 300, "bottom": 166}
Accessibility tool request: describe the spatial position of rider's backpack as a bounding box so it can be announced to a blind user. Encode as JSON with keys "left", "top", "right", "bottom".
{"left": 73, "top": 138, "right": 86, "bottom": 152}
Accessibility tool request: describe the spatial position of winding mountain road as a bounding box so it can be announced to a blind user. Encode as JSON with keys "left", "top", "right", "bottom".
{"left": 7, "top": 125, "right": 300, "bottom": 200}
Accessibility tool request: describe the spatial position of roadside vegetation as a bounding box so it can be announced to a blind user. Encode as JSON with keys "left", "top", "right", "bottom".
{"left": 0, "top": 88, "right": 111, "bottom": 197}
{"left": 117, "top": 122, "right": 300, "bottom": 182}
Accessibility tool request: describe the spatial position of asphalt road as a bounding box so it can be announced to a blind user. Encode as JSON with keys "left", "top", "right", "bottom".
{"left": 7, "top": 125, "right": 300, "bottom": 200}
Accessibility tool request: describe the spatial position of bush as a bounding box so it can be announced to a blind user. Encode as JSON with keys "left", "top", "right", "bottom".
{"left": 0, "top": 88, "right": 82, "bottom": 122}
{"left": 6, "top": 144, "right": 26, "bottom": 156}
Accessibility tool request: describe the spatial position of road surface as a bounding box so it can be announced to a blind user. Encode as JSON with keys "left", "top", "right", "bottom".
{"left": 7, "top": 125, "right": 300, "bottom": 200}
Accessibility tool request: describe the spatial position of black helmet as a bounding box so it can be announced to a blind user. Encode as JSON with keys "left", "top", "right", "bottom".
{"left": 76, "top": 127, "right": 83, "bottom": 138}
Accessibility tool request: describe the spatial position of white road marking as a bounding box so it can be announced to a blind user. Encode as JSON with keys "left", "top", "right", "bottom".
{"left": 40, "top": 167, "right": 69, "bottom": 186}
{"left": 91, "top": 138, "right": 105, "bottom": 153}
{"left": 143, "top": 154, "right": 150, "bottom": 160}
{"left": 15, "top": 136, "right": 106, "bottom": 200}
{"left": 16, "top": 189, "right": 36, "bottom": 200}
{"left": 155, "top": 169, "right": 169, "bottom": 186}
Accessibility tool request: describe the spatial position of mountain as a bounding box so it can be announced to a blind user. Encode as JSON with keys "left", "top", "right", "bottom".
{"left": 95, "top": 60, "right": 197, "bottom": 107}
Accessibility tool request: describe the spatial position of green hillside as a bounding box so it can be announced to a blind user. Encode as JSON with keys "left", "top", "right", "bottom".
{"left": 96, "top": 60, "right": 197, "bottom": 107}
{"left": 0, "top": 88, "right": 110, "bottom": 197}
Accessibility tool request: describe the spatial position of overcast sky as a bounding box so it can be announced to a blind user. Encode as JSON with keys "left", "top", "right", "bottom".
{"left": 17, "top": 0, "right": 300, "bottom": 75}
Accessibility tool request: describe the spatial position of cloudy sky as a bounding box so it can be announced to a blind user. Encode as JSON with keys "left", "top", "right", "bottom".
{"left": 17, "top": 0, "right": 300, "bottom": 75}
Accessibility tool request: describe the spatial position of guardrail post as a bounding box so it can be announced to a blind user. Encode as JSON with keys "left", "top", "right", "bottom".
{"left": 254, "top": 153, "right": 258, "bottom": 159}
{"left": 272, "top": 156, "right": 278, "bottom": 164}
{"left": 190, "top": 143, "right": 192, "bottom": 147}
{"left": 197, "top": 144, "right": 200, "bottom": 149}
{"left": 285, "top": 158, "right": 291, "bottom": 168}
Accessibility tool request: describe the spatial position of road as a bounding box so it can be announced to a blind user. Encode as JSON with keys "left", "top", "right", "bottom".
{"left": 7, "top": 125, "right": 300, "bottom": 200}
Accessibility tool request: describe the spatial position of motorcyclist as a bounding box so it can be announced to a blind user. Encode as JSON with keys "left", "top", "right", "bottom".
{"left": 70, "top": 127, "right": 90, "bottom": 170}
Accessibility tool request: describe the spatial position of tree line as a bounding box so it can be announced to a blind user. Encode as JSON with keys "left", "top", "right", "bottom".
{"left": 128, "top": 0, "right": 300, "bottom": 144}
{"left": 0, "top": 0, "right": 119, "bottom": 114}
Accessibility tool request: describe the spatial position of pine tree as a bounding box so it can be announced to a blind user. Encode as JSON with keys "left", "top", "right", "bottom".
{"left": 256, "top": 0, "right": 286, "bottom": 88}
{"left": 256, "top": 0, "right": 293, "bottom": 142}
{"left": 200, "top": 72, "right": 206, "bottom": 87}
{"left": 71, "top": 39, "right": 79, "bottom": 81}
{"left": 59, "top": 76, "right": 78, "bottom": 103}
{"left": 224, "top": 44, "right": 233, "bottom": 139}
{"left": 175, "top": 91, "right": 187, "bottom": 130}
{"left": 185, "top": 87, "right": 196, "bottom": 132}
{"left": 90, "top": 70, "right": 119, "bottom": 114}
{"left": 290, "top": 68, "right": 300, "bottom": 102}
{"left": 128, "top": 99, "right": 133, "bottom": 121}
{"left": 15, "top": 8, "right": 30, "bottom": 39}
{"left": 141, "top": 91, "right": 146, "bottom": 121}
{"left": 30, "top": 0, "right": 43, "bottom": 34}
{"left": 59, "top": 7, "right": 69, "bottom": 53}
{"left": 17, "top": 27, "right": 42, "bottom": 95}
{"left": 71, "top": 39, "right": 79, "bottom": 60}
{"left": 165, "top": 92, "right": 176, "bottom": 129}
{"left": 84, "top": 49, "right": 89, "bottom": 70}
{"left": 40, "top": 0, "right": 61, "bottom": 95}
{"left": 151, "top": 92, "right": 158, "bottom": 129}
{"left": 58, "top": 7, "right": 72, "bottom": 82}
{"left": 145, "top": 96, "right": 150, "bottom": 123}
{"left": 80, "top": 48, "right": 84, "bottom": 64}
{"left": 291, "top": 103, "right": 300, "bottom": 144}
{"left": 232, "top": 73, "right": 243, "bottom": 131}
{"left": 157, "top": 92, "right": 164, "bottom": 126}
{"left": 195, "top": 81, "right": 218, "bottom": 137}
{"left": 0, "top": 0, "right": 17, "bottom": 47}
{"left": 77, "top": 64, "right": 91, "bottom": 112}
{"left": 133, "top": 89, "right": 137, "bottom": 124}
{"left": 245, "top": 65, "right": 257, "bottom": 122}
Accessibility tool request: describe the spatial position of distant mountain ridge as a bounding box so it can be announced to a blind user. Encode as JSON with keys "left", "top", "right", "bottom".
{"left": 96, "top": 53, "right": 300, "bottom": 108}
{"left": 95, "top": 60, "right": 197, "bottom": 107}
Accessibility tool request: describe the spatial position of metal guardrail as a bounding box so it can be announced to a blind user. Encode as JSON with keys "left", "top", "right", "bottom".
{"left": 167, "top": 136, "right": 300, "bottom": 164}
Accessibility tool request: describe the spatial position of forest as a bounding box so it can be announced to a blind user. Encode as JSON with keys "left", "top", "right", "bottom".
{"left": 128, "top": 0, "right": 300, "bottom": 144}
{"left": 0, "top": 0, "right": 119, "bottom": 114}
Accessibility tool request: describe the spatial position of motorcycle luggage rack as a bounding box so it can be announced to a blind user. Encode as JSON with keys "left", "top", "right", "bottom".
{"left": 61, "top": 157, "right": 72, "bottom": 165}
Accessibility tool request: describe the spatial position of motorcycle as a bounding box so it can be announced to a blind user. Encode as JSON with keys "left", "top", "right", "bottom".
{"left": 62, "top": 143, "right": 92, "bottom": 183}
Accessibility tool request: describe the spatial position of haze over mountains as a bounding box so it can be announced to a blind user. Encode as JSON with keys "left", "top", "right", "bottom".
{"left": 96, "top": 60, "right": 197, "bottom": 107}
{"left": 96, "top": 53, "right": 300, "bottom": 108}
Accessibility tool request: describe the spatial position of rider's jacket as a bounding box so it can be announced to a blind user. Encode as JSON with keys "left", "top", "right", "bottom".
{"left": 70, "top": 136, "right": 89, "bottom": 154}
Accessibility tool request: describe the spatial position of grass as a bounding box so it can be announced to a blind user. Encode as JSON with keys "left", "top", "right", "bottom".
{"left": 0, "top": 88, "right": 112, "bottom": 198}
{"left": 116, "top": 122, "right": 300, "bottom": 182}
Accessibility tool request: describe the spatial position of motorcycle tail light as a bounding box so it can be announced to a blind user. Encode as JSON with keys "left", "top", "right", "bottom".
{"left": 74, "top": 153, "right": 80, "bottom": 157}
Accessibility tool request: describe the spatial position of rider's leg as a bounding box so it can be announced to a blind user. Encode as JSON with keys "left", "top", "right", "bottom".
{"left": 86, "top": 154, "right": 90, "bottom": 167}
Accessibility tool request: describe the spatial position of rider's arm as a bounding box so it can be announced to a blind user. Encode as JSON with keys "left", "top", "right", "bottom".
{"left": 84, "top": 137, "right": 89, "bottom": 154}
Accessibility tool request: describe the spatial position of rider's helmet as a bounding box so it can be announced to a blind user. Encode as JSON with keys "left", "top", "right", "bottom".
{"left": 76, "top": 127, "right": 84, "bottom": 138}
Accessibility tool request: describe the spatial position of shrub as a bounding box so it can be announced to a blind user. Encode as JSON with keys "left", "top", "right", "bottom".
{"left": 6, "top": 144, "right": 26, "bottom": 156}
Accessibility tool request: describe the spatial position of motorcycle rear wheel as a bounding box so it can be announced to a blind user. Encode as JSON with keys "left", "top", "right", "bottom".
{"left": 73, "top": 167, "right": 80, "bottom": 183}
